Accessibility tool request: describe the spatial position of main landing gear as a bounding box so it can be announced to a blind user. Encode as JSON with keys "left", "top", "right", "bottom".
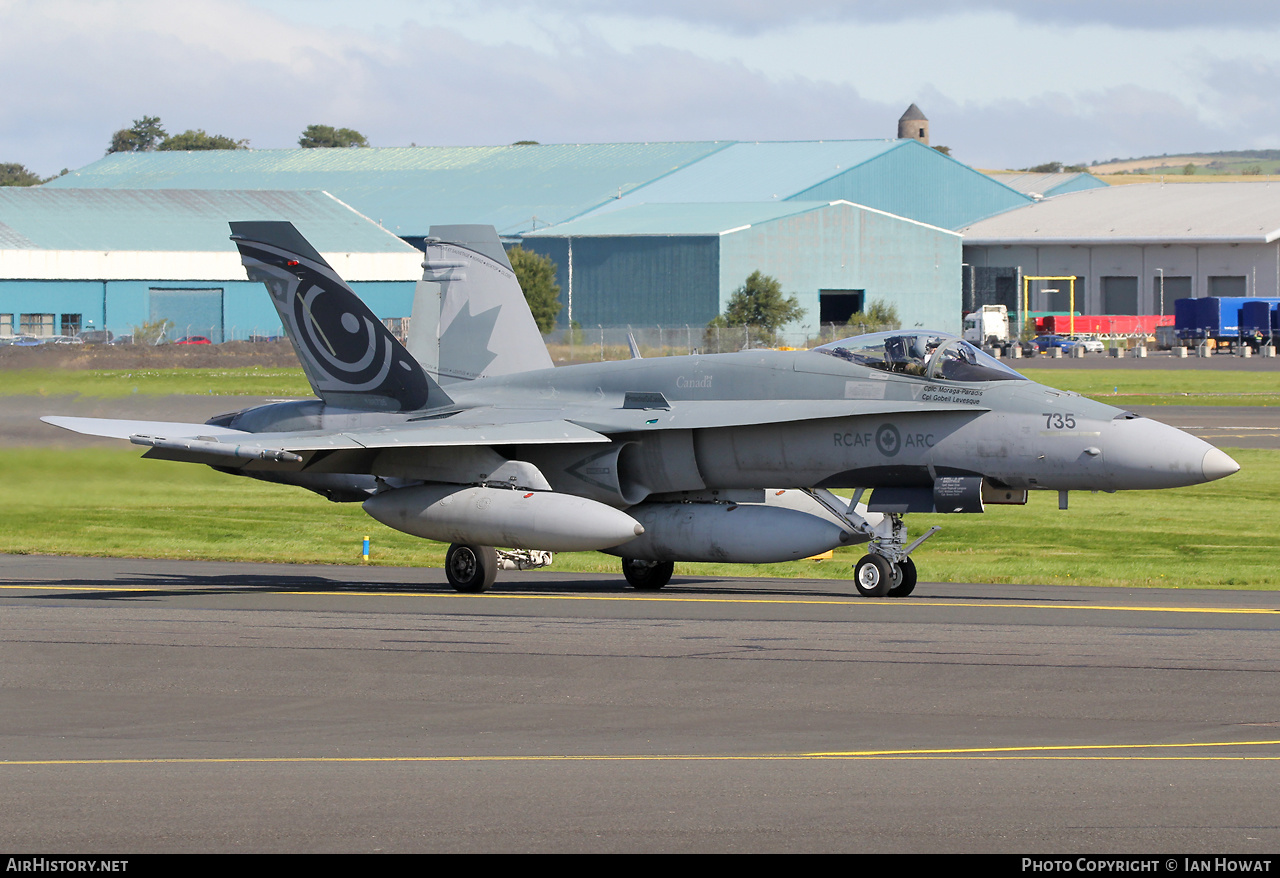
{"left": 805, "top": 489, "right": 939, "bottom": 599}
{"left": 444, "top": 544, "right": 555, "bottom": 593}
{"left": 445, "top": 543, "right": 498, "bottom": 593}
{"left": 621, "top": 559, "right": 674, "bottom": 590}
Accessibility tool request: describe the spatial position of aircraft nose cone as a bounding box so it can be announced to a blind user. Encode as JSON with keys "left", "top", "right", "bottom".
{"left": 1201, "top": 447, "right": 1240, "bottom": 482}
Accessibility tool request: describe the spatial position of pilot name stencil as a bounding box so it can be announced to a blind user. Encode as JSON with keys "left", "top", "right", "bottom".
{"left": 920, "top": 386, "right": 984, "bottom": 405}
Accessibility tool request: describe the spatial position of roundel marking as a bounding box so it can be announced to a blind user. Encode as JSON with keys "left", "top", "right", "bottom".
{"left": 875, "top": 423, "right": 902, "bottom": 457}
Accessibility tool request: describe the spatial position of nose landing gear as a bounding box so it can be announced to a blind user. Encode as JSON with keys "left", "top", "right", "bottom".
{"left": 805, "top": 489, "right": 937, "bottom": 598}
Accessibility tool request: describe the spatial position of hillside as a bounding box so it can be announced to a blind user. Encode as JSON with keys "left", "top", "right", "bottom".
{"left": 1090, "top": 150, "right": 1280, "bottom": 176}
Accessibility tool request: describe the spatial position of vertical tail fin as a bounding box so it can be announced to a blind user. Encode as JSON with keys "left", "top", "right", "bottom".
{"left": 408, "top": 225, "right": 553, "bottom": 384}
{"left": 230, "top": 221, "right": 449, "bottom": 412}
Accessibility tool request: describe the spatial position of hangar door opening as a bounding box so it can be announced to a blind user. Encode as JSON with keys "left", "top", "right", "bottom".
{"left": 1101, "top": 276, "right": 1138, "bottom": 314}
{"left": 819, "top": 290, "right": 865, "bottom": 325}
{"left": 1209, "top": 276, "right": 1247, "bottom": 297}
{"left": 150, "top": 288, "right": 224, "bottom": 343}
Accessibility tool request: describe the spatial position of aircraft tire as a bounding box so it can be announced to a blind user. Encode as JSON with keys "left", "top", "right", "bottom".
{"left": 853, "top": 554, "right": 893, "bottom": 597}
{"left": 887, "top": 556, "right": 918, "bottom": 597}
{"left": 445, "top": 543, "right": 498, "bottom": 593}
{"left": 622, "top": 559, "right": 674, "bottom": 590}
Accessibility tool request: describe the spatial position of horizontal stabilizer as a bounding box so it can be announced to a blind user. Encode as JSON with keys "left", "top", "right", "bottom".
{"left": 44, "top": 413, "right": 611, "bottom": 464}
{"left": 42, "top": 416, "right": 248, "bottom": 441}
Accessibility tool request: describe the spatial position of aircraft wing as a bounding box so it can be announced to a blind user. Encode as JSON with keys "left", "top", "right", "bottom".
{"left": 560, "top": 398, "right": 989, "bottom": 433}
{"left": 43, "top": 397, "right": 980, "bottom": 470}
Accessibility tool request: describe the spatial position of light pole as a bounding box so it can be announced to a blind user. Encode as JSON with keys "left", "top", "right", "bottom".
{"left": 1156, "top": 268, "right": 1166, "bottom": 317}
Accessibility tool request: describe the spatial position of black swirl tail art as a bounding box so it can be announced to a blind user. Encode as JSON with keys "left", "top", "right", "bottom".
{"left": 230, "top": 221, "right": 448, "bottom": 413}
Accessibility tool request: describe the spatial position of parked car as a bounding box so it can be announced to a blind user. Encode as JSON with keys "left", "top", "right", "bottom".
{"left": 107, "top": 334, "right": 134, "bottom": 346}
{"left": 1070, "top": 336, "right": 1105, "bottom": 353}
{"left": 1033, "top": 334, "right": 1079, "bottom": 352}
{"left": 174, "top": 335, "right": 212, "bottom": 345}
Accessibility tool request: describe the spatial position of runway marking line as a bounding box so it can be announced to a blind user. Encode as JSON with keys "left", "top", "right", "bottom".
{"left": 2, "top": 582, "right": 1278, "bottom": 616}
{"left": 4, "top": 740, "right": 1280, "bottom": 767}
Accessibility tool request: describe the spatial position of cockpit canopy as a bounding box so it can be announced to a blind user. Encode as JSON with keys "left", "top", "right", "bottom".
{"left": 813, "top": 331, "right": 1026, "bottom": 383}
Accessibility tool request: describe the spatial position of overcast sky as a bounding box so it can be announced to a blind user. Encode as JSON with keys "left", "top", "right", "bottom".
{"left": 5, "top": 0, "right": 1280, "bottom": 178}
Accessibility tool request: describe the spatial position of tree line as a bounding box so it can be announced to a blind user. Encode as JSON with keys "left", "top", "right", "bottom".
{"left": 1, "top": 117, "right": 373, "bottom": 188}
{"left": 105, "top": 116, "right": 371, "bottom": 154}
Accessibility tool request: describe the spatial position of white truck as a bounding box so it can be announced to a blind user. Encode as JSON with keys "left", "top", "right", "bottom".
{"left": 962, "top": 305, "right": 1010, "bottom": 347}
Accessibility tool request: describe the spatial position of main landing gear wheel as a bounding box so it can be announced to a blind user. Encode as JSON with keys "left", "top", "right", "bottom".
{"left": 888, "top": 556, "right": 918, "bottom": 598}
{"left": 622, "top": 559, "right": 674, "bottom": 590}
{"left": 445, "top": 543, "right": 498, "bottom": 593}
{"left": 853, "top": 554, "right": 894, "bottom": 597}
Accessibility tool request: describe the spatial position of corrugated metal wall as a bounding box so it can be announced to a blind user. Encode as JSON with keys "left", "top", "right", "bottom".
{"left": 719, "top": 202, "right": 961, "bottom": 333}
{"left": 518, "top": 236, "right": 720, "bottom": 327}
{"left": 0, "top": 279, "right": 415, "bottom": 339}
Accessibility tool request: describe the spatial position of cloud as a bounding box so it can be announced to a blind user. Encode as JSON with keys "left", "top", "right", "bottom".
{"left": 0, "top": 0, "right": 390, "bottom": 172}
{"left": 444, "top": 0, "right": 1280, "bottom": 33}
{"left": 2, "top": 0, "right": 1278, "bottom": 177}
{"left": 360, "top": 25, "right": 896, "bottom": 146}
{"left": 934, "top": 86, "right": 1238, "bottom": 169}
{"left": 1199, "top": 56, "right": 1280, "bottom": 146}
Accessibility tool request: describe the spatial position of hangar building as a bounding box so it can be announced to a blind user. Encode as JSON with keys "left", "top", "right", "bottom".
{"left": 46, "top": 138, "right": 1033, "bottom": 334}
{"left": 520, "top": 200, "right": 960, "bottom": 332}
{"left": 959, "top": 182, "right": 1280, "bottom": 317}
{"left": 0, "top": 188, "right": 421, "bottom": 341}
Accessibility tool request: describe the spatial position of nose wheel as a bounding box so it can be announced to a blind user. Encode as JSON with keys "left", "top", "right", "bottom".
{"left": 888, "top": 556, "right": 917, "bottom": 597}
{"left": 853, "top": 554, "right": 917, "bottom": 598}
{"left": 854, "top": 554, "right": 893, "bottom": 596}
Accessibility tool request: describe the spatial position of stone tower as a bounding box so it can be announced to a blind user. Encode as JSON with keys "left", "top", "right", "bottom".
{"left": 898, "top": 104, "right": 929, "bottom": 145}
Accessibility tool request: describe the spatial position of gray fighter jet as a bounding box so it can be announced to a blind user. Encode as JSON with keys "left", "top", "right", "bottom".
{"left": 45, "top": 222, "right": 1240, "bottom": 597}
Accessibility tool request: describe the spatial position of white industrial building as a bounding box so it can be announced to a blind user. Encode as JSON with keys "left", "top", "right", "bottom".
{"left": 959, "top": 182, "right": 1280, "bottom": 316}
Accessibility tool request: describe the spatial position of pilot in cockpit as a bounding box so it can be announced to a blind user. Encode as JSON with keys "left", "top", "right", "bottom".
{"left": 884, "top": 334, "right": 940, "bottom": 375}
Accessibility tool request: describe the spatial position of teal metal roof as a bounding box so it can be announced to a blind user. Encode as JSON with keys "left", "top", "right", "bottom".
{"left": 0, "top": 188, "right": 416, "bottom": 252}
{"left": 574, "top": 139, "right": 1031, "bottom": 230}
{"left": 522, "top": 201, "right": 836, "bottom": 237}
{"left": 48, "top": 143, "right": 734, "bottom": 237}
{"left": 577, "top": 141, "right": 906, "bottom": 213}
{"left": 47, "top": 140, "right": 1029, "bottom": 236}
{"left": 987, "top": 171, "right": 1108, "bottom": 198}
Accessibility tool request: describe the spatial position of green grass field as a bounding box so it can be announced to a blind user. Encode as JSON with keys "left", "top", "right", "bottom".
{"left": 1, "top": 446, "right": 1272, "bottom": 590}
{"left": 5, "top": 364, "right": 1278, "bottom": 405}
{"left": 1019, "top": 369, "right": 1280, "bottom": 406}
{"left": 1, "top": 367, "right": 312, "bottom": 398}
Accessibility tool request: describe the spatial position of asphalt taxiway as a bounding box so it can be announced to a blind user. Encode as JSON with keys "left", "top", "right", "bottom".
{"left": 2, "top": 554, "right": 1278, "bottom": 853}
